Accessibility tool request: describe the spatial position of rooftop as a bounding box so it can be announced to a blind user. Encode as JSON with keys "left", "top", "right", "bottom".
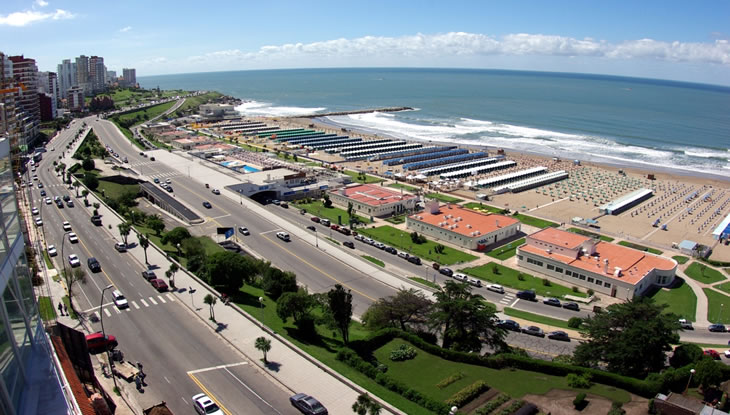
{"left": 529, "top": 227, "right": 592, "bottom": 249}
{"left": 336, "top": 183, "right": 417, "bottom": 207}
{"left": 244, "top": 168, "right": 299, "bottom": 184}
{"left": 409, "top": 205, "right": 519, "bottom": 238}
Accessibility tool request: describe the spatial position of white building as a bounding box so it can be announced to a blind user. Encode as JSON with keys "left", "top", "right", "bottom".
{"left": 199, "top": 103, "right": 237, "bottom": 120}
{"left": 328, "top": 183, "right": 418, "bottom": 218}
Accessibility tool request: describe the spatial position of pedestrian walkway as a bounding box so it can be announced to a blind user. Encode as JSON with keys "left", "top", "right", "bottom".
{"left": 678, "top": 266, "right": 711, "bottom": 326}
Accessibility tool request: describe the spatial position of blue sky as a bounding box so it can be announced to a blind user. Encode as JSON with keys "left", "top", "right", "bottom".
{"left": 2, "top": 0, "right": 729, "bottom": 85}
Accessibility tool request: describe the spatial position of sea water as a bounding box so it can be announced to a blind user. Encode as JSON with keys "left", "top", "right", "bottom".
{"left": 140, "top": 68, "right": 730, "bottom": 179}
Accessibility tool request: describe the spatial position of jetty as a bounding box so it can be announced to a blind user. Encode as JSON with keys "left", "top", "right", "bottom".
{"left": 290, "top": 106, "right": 413, "bottom": 118}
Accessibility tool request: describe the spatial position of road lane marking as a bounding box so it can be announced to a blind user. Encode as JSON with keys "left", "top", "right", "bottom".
{"left": 187, "top": 362, "right": 248, "bottom": 374}
{"left": 140, "top": 299, "right": 149, "bottom": 307}
{"left": 262, "top": 233, "right": 377, "bottom": 302}
{"left": 114, "top": 307, "right": 121, "bottom": 314}
{"left": 157, "top": 295, "right": 166, "bottom": 304}
{"left": 93, "top": 311, "right": 100, "bottom": 321}
{"left": 510, "top": 298, "right": 520, "bottom": 307}
{"left": 187, "top": 373, "right": 233, "bottom": 415}
{"left": 223, "top": 366, "right": 283, "bottom": 415}
{"left": 148, "top": 297, "right": 158, "bottom": 305}
{"left": 103, "top": 309, "right": 111, "bottom": 317}
{"left": 166, "top": 294, "right": 175, "bottom": 302}
{"left": 131, "top": 301, "right": 140, "bottom": 309}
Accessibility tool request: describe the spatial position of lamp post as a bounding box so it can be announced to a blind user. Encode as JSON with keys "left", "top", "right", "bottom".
{"left": 100, "top": 284, "right": 118, "bottom": 390}
{"left": 719, "top": 304, "right": 725, "bottom": 324}
{"left": 314, "top": 228, "right": 318, "bottom": 248}
{"left": 258, "top": 297, "right": 264, "bottom": 322}
{"left": 684, "top": 368, "right": 696, "bottom": 394}
{"left": 60, "top": 230, "right": 72, "bottom": 287}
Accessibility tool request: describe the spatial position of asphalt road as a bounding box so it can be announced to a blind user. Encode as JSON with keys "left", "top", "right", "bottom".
{"left": 31, "top": 118, "right": 300, "bottom": 415}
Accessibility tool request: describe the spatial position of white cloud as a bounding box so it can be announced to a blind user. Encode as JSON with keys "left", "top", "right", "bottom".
{"left": 0, "top": 8, "right": 74, "bottom": 26}
{"left": 190, "top": 32, "right": 730, "bottom": 66}
{"left": 35, "top": 0, "right": 49, "bottom": 7}
{"left": 120, "top": 26, "right": 132, "bottom": 32}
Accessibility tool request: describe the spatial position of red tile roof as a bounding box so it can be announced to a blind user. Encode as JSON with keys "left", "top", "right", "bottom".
{"left": 338, "top": 184, "right": 416, "bottom": 207}
{"left": 529, "top": 227, "right": 591, "bottom": 249}
{"left": 50, "top": 335, "right": 96, "bottom": 415}
{"left": 409, "top": 205, "right": 519, "bottom": 238}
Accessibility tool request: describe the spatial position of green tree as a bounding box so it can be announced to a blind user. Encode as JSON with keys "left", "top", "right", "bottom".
{"left": 167, "top": 263, "right": 179, "bottom": 287}
{"left": 146, "top": 215, "right": 165, "bottom": 236}
{"left": 428, "top": 281, "right": 507, "bottom": 352}
{"left": 255, "top": 336, "right": 272, "bottom": 364}
{"left": 695, "top": 357, "right": 723, "bottom": 390}
{"left": 204, "top": 251, "right": 255, "bottom": 293}
{"left": 262, "top": 267, "right": 297, "bottom": 300}
{"left": 138, "top": 233, "right": 150, "bottom": 265}
{"left": 362, "top": 288, "right": 431, "bottom": 331}
{"left": 352, "top": 393, "right": 382, "bottom": 415}
{"left": 203, "top": 294, "right": 217, "bottom": 321}
{"left": 347, "top": 202, "right": 354, "bottom": 219}
{"left": 326, "top": 284, "right": 353, "bottom": 344}
{"left": 182, "top": 238, "right": 206, "bottom": 272}
{"left": 161, "top": 227, "right": 191, "bottom": 247}
{"left": 117, "top": 222, "right": 132, "bottom": 246}
{"left": 669, "top": 343, "right": 704, "bottom": 368}
{"left": 573, "top": 297, "right": 680, "bottom": 377}
{"left": 83, "top": 172, "right": 99, "bottom": 191}
{"left": 323, "top": 194, "right": 332, "bottom": 208}
{"left": 62, "top": 267, "right": 86, "bottom": 313}
{"left": 82, "top": 158, "right": 95, "bottom": 171}
{"left": 276, "top": 289, "right": 317, "bottom": 332}
{"left": 72, "top": 180, "right": 80, "bottom": 197}
{"left": 82, "top": 189, "right": 89, "bottom": 204}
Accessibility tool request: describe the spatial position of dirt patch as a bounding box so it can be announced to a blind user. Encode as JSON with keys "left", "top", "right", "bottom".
{"left": 523, "top": 389, "right": 649, "bottom": 415}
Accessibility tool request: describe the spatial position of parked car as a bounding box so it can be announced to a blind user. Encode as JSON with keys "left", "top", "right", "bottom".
{"left": 141, "top": 270, "right": 157, "bottom": 281}
{"left": 277, "top": 231, "right": 291, "bottom": 242}
{"left": 547, "top": 331, "right": 571, "bottom": 342}
{"left": 384, "top": 246, "right": 397, "bottom": 254}
{"left": 452, "top": 273, "right": 468, "bottom": 282}
{"left": 311, "top": 216, "right": 320, "bottom": 223}
{"left": 320, "top": 218, "right": 331, "bottom": 227}
{"left": 150, "top": 279, "right": 168, "bottom": 292}
{"left": 468, "top": 278, "right": 483, "bottom": 288}
{"left": 280, "top": 202, "right": 288, "bottom": 208}
{"left": 31, "top": 207, "right": 39, "bottom": 215}
{"left": 87, "top": 257, "right": 101, "bottom": 273}
{"left": 68, "top": 254, "right": 80, "bottom": 267}
{"left": 709, "top": 323, "right": 727, "bottom": 333}
{"left": 339, "top": 227, "right": 351, "bottom": 236}
{"left": 497, "top": 319, "right": 521, "bottom": 332}
{"left": 114, "top": 242, "right": 127, "bottom": 252}
{"left": 47, "top": 244, "right": 57, "bottom": 256}
{"left": 516, "top": 290, "right": 537, "bottom": 301}
{"left": 239, "top": 227, "right": 250, "bottom": 235}
{"left": 439, "top": 267, "right": 453, "bottom": 277}
{"left": 35, "top": 217, "right": 43, "bottom": 226}
{"left": 153, "top": 178, "right": 160, "bottom": 183}
{"left": 397, "top": 252, "right": 409, "bottom": 259}
{"left": 521, "top": 326, "right": 545, "bottom": 337}
{"left": 290, "top": 393, "right": 328, "bottom": 415}
{"left": 543, "top": 298, "right": 561, "bottom": 307}
{"left": 192, "top": 393, "right": 224, "bottom": 415}
{"left": 562, "top": 302, "right": 580, "bottom": 311}
{"left": 90, "top": 215, "right": 102, "bottom": 226}
{"left": 202, "top": 201, "right": 212, "bottom": 209}
{"left": 704, "top": 349, "right": 721, "bottom": 360}
{"left": 678, "top": 319, "right": 693, "bottom": 330}
{"left": 343, "top": 241, "right": 355, "bottom": 249}
{"left": 486, "top": 284, "right": 505, "bottom": 294}
{"left": 85, "top": 332, "right": 118, "bottom": 354}
{"left": 112, "top": 290, "right": 128, "bottom": 309}
{"left": 407, "top": 256, "right": 422, "bottom": 265}
{"left": 212, "top": 189, "right": 220, "bottom": 195}
{"left": 271, "top": 199, "right": 280, "bottom": 205}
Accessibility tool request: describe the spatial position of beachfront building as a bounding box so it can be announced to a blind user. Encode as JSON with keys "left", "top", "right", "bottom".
{"left": 406, "top": 201, "right": 520, "bottom": 250}
{"left": 712, "top": 213, "right": 730, "bottom": 240}
{"left": 517, "top": 227, "right": 677, "bottom": 300}
{"left": 599, "top": 188, "right": 653, "bottom": 215}
{"left": 199, "top": 103, "right": 237, "bottom": 121}
{"left": 228, "top": 167, "right": 326, "bottom": 202}
{"left": 328, "top": 183, "right": 418, "bottom": 218}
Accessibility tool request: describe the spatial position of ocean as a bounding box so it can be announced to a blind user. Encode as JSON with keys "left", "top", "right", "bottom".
{"left": 139, "top": 68, "right": 730, "bottom": 180}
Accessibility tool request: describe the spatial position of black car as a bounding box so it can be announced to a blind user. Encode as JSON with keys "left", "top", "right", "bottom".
{"left": 543, "top": 297, "right": 561, "bottom": 307}
{"left": 384, "top": 246, "right": 397, "bottom": 255}
{"left": 343, "top": 241, "right": 355, "bottom": 249}
{"left": 55, "top": 200, "right": 64, "bottom": 208}
{"left": 439, "top": 267, "right": 454, "bottom": 277}
{"left": 407, "top": 256, "right": 422, "bottom": 265}
{"left": 306, "top": 225, "right": 316, "bottom": 231}
{"left": 290, "top": 393, "right": 328, "bottom": 415}
{"left": 497, "top": 319, "right": 521, "bottom": 332}
{"left": 562, "top": 302, "right": 580, "bottom": 311}
{"left": 87, "top": 257, "right": 101, "bottom": 273}
{"left": 62, "top": 195, "right": 71, "bottom": 202}
{"left": 40, "top": 190, "right": 46, "bottom": 197}
{"left": 202, "top": 201, "right": 212, "bottom": 209}
{"left": 516, "top": 290, "right": 537, "bottom": 301}
{"left": 709, "top": 323, "right": 727, "bottom": 333}
{"left": 521, "top": 326, "right": 545, "bottom": 337}
{"left": 547, "top": 331, "right": 571, "bottom": 341}
{"left": 141, "top": 270, "right": 157, "bottom": 281}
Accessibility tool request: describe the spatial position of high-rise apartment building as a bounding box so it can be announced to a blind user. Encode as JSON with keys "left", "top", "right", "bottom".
{"left": 106, "top": 70, "right": 117, "bottom": 84}
{"left": 8, "top": 55, "right": 40, "bottom": 148}
{"left": 122, "top": 68, "right": 136, "bottom": 86}
{"left": 0, "top": 53, "right": 19, "bottom": 147}
{"left": 74, "top": 55, "right": 90, "bottom": 95}
{"left": 89, "top": 56, "right": 105, "bottom": 93}
{"left": 56, "top": 59, "right": 75, "bottom": 100}
{"left": 67, "top": 86, "right": 84, "bottom": 112}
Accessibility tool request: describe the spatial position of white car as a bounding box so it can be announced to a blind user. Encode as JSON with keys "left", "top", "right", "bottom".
{"left": 68, "top": 254, "right": 80, "bottom": 267}
{"left": 47, "top": 245, "right": 57, "bottom": 256}
{"left": 68, "top": 233, "right": 78, "bottom": 243}
{"left": 487, "top": 284, "right": 505, "bottom": 294}
{"left": 165, "top": 179, "right": 171, "bottom": 184}
{"left": 62, "top": 221, "right": 72, "bottom": 232}
{"left": 276, "top": 231, "right": 290, "bottom": 241}
{"left": 31, "top": 207, "right": 39, "bottom": 215}
{"left": 112, "top": 290, "right": 128, "bottom": 309}
{"left": 212, "top": 189, "right": 220, "bottom": 195}
{"left": 452, "top": 273, "right": 468, "bottom": 282}
{"left": 35, "top": 218, "right": 43, "bottom": 226}
{"left": 468, "top": 278, "right": 483, "bottom": 288}
{"left": 192, "top": 393, "right": 223, "bottom": 415}
{"left": 45, "top": 197, "right": 52, "bottom": 205}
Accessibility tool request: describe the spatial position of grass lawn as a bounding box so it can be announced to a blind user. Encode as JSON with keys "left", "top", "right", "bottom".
{"left": 685, "top": 262, "right": 726, "bottom": 284}
{"left": 132, "top": 220, "right": 224, "bottom": 269}
{"left": 503, "top": 308, "right": 578, "bottom": 331}
{"left": 343, "top": 170, "right": 381, "bottom": 184}
{"left": 463, "top": 202, "right": 505, "bottom": 214}
{"left": 115, "top": 101, "right": 176, "bottom": 126}
{"left": 373, "top": 338, "right": 631, "bottom": 403}
{"left": 362, "top": 255, "right": 384, "bottom": 267}
{"left": 425, "top": 192, "right": 464, "bottom": 204}
{"left": 38, "top": 296, "right": 56, "bottom": 321}
{"left": 617, "top": 241, "right": 663, "bottom": 255}
{"left": 486, "top": 238, "right": 526, "bottom": 260}
{"left": 96, "top": 180, "right": 139, "bottom": 200}
{"left": 384, "top": 215, "right": 406, "bottom": 225}
{"left": 712, "top": 281, "right": 730, "bottom": 296}
{"left": 43, "top": 251, "right": 53, "bottom": 270}
{"left": 513, "top": 214, "right": 559, "bottom": 229}
{"left": 230, "top": 285, "right": 429, "bottom": 414}
{"left": 408, "top": 277, "right": 439, "bottom": 290}
{"left": 357, "top": 225, "right": 478, "bottom": 265}
{"left": 673, "top": 255, "right": 690, "bottom": 265}
{"left": 462, "top": 263, "right": 587, "bottom": 298}
{"left": 293, "top": 200, "right": 370, "bottom": 224}
{"left": 387, "top": 183, "right": 420, "bottom": 193}
{"left": 567, "top": 227, "right": 614, "bottom": 242}
{"left": 648, "top": 279, "right": 696, "bottom": 321}
{"left": 703, "top": 288, "right": 730, "bottom": 324}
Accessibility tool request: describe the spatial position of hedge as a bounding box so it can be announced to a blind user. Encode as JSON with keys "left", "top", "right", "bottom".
{"left": 499, "top": 400, "right": 525, "bottom": 415}
{"left": 476, "top": 394, "right": 511, "bottom": 415}
{"left": 436, "top": 372, "right": 465, "bottom": 389}
{"left": 445, "top": 380, "right": 490, "bottom": 407}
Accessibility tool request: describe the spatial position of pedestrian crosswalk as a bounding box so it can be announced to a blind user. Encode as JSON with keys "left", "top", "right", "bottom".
{"left": 92, "top": 293, "right": 176, "bottom": 320}
{"left": 499, "top": 293, "right": 516, "bottom": 306}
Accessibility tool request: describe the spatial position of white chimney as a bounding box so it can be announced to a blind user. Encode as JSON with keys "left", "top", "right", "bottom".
{"left": 614, "top": 267, "right": 622, "bottom": 277}
{"left": 546, "top": 248, "right": 552, "bottom": 254}
{"left": 495, "top": 219, "right": 500, "bottom": 227}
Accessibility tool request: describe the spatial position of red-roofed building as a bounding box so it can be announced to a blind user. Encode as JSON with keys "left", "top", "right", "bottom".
{"left": 406, "top": 201, "right": 520, "bottom": 250}
{"left": 329, "top": 183, "right": 418, "bottom": 217}
{"left": 517, "top": 227, "right": 677, "bottom": 299}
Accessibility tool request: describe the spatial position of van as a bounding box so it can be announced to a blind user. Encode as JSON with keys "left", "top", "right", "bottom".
{"left": 86, "top": 332, "right": 118, "bottom": 353}
{"left": 516, "top": 290, "right": 537, "bottom": 301}
{"left": 320, "top": 219, "right": 331, "bottom": 227}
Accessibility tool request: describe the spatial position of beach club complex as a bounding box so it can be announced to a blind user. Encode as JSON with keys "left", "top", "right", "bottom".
{"left": 328, "top": 183, "right": 418, "bottom": 218}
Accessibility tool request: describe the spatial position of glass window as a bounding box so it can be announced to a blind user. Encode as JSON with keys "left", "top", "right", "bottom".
{"left": 587, "top": 277, "right": 594, "bottom": 283}
{"left": 547, "top": 264, "right": 555, "bottom": 270}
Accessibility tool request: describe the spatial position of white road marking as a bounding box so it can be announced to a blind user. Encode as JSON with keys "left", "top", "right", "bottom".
{"left": 187, "top": 362, "right": 248, "bottom": 375}
{"left": 157, "top": 295, "right": 166, "bottom": 304}
{"left": 164, "top": 376, "right": 171, "bottom": 384}
{"left": 140, "top": 299, "right": 149, "bottom": 307}
{"left": 103, "top": 309, "right": 111, "bottom": 317}
{"left": 131, "top": 301, "right": 140, "bottom": 309}
{"left": 510, "top": 298, "right": 520, "bottom": 307}
{"left": 223, "top": 366, "right": 283, "bottom": 415}
{"left": 166, "top": 293, "right": 175, "bottom": 302}
{"left": 114, "top": 307, "right": 121, "bottom": 314}
{"left": 148, "top": 297, "right": 158, "bottom": 305}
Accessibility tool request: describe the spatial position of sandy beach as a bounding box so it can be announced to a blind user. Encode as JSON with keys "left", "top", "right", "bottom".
{"left": 246, "top": 115, "right": 730, "bottom": 262}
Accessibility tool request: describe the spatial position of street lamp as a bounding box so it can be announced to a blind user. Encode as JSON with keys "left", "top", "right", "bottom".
{"left": 258, "top": 297, "right": 264, "bottom": 322}
{"left": 60, "top": 230, "right": 73, "bottom": 288}
{"left": 684, "top": 368, "right": 696, "bottom": 394}
{"left": 100, "top": 284, "right": 118, "bottom": 390}
{"left": 314, "top": 228, "right": 318, "bottom": 248}
{"left": 719, "top": 304, "right": 725, "bottom": 324}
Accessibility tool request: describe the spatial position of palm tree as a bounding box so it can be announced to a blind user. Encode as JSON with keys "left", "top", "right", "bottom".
{"left": 139, "top": 233, "right": 150, "bottom": 265}
{"left": 82, "top": 189, "right": 89, "bottom": 205}
{"left": 352, "top": 394, "right": 382, "bottom": 415}
{"left": 72, "top": 181, "right": 80, "bottom": 197}
{"left": 255, "top": 336, "right": 271, "bottom": 364}
{"left": 204, "top": 294, "right": 217, "bottom": 321}
{"left": 118, "top": 222, "right": 132, "bottom": 246}
{"left": 167, "top": 263, "right": 179, "bottom": 287}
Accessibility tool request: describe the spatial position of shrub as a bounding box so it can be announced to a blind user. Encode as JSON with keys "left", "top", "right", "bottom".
{"left": 542, "top": 278, "right": 551, "bottom": 286}
{"left": 587, "top": 288, "right": 595, "bottom": 296}
{"left": 436, "top": 372, "right": 465, "bottom": 389}
{"left": 568, "top": 317, "right": 583, "bottom": 328}
{"left": 445, "top": 380, "right": 490, "bottom": 407}
{"left": 516, "top": 272, "right": 524, "bottom": 281}
{"left": 567, "top": 373, "right": 592, "bottom": 389}
{"left": 498, "top": 400, "right": 525, "bottom": 415}
{"left": 648, "top": 398, "right": 656, "bottom": 414}
{"left": 390, "top": 344, "right": 417, "bottom": 361}
{"left": 475, "top": 394, "right": 511, "bottom": 415}
{"left": 608, "top": 401, "right": 626, "bottom": 415}
{"left": 573, "top": 392, "right": 587, "bottom": 410}
{"left": 572, "top": 286, "right": 579, "bottom": 293}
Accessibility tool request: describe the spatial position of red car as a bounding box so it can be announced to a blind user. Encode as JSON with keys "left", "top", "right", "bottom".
{"left": 704, "top": 349, "right": 721, "bottom": 360}
{"left": 150, "top": 278, "right": 169, "bottom": 292}
{"left": 330, "top": 224, "right": 339, "bottom": 230}
{"left": 311, "top": 217, "right": 320, "bottom": 223}
{"left": 86, "top": 332, "right": 118, "bottom": 353}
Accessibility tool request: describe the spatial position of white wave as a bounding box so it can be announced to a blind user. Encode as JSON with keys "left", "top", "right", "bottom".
{"left": 683, "top": 149, "right": 730, "bottom": 159}
{"left": 234, "top": 100, "right": 326, "bottom": 117}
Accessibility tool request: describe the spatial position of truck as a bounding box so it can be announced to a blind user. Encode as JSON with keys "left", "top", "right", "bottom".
{"left": 112, "top": 360, "right": 140, "bottom": 382}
